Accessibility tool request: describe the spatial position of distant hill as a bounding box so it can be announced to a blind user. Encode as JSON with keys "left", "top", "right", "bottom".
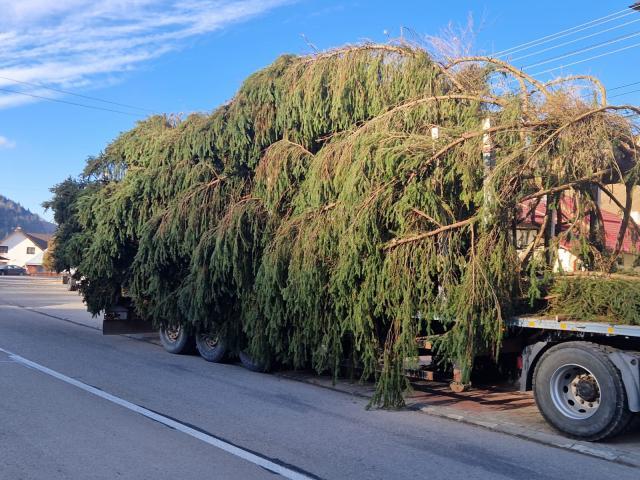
{"left": 0, "top": 194, "right": 56, "bottom": 240}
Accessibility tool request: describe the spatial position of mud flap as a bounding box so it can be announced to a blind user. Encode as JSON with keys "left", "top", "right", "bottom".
{"left": 102, "top": 304, "right": 155, "bottom": 335}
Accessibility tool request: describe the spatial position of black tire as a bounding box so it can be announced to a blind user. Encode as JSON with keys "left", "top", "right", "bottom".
{"left": 159, "top": 326, "right": 196, "bottom": 355}
{"left": 239, "top": 350, "right": 269, "bottom": 373}
{"left": 533, "top": 341, "right": 633, "bottom": 441}
{"left": 195, "top": 333, "right": 227, "bottom": 363}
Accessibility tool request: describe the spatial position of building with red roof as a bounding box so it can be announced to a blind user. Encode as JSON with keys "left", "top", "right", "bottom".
{"left": 517, "top": 195, "right": 640, "bottom": 271}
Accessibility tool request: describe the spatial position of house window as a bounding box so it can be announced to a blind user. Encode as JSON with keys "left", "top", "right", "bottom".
{"left": 0, "top": 246, "right": 7, "bottom": 254}
{"left": 26, "top": 247, "right": 35, "bottom": 255}
{"left": 516, "top": 228, "right": 536, "bottom": 249}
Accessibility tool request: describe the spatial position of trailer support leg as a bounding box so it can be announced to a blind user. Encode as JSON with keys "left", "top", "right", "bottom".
{"left": 450, "top": 365, "right": 471, "bottom": 393}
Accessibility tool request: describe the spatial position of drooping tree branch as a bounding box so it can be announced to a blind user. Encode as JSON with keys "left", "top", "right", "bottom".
{"left": 596, "top": 181, "right": 640, "bottom": 239}
{"left": 520, "top": 169, "right": 612, "bottom": 202}
{"left": 411, "top": 208, "right": 443, "bottom": 227}
{"left": 384, "top": 216, "right": 477, "bottom": 250}
{"left": 544, "top": 75, "right": 607, "bottom": 106}
{"left": 446, "top": 56, "right": 550, "bottom": 97}
{"left": 520, "top": 206, "right": 551, "bottom": 269}
{"left": 357, "top": 94, "right": 507, "bottom": 134}
{"left": 520, "top": 105, "right": 640, "bottom": 175}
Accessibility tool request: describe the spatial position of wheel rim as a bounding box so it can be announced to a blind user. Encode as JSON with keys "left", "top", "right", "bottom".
{"left": 165, "top": 326, "right": 181, "bottom": 343}
{"left": 199, "top": 334, "right": 219, "bottom": 350}
{"left": 550, "top": 364, "right": 601, "bottom": 420}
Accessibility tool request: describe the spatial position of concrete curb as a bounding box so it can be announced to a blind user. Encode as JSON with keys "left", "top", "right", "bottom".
{"left": 411, "top": 404, "right": 640, "bottom": 467}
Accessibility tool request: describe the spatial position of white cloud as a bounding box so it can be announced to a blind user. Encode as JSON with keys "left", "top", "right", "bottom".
{"left": 0, "top": 136, "right": 16, "bottom": 149}
{"left": 0, "top": 1, "right": 291, "bottom": 109}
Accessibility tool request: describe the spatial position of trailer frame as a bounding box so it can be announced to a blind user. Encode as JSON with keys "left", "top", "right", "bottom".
{"left": 506, "top": 316, "right": 640, "bottom": 412}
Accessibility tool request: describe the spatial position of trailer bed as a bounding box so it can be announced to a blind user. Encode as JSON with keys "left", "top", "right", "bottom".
{"left": 506, "top": 316, "right": 640, "bottom": 338}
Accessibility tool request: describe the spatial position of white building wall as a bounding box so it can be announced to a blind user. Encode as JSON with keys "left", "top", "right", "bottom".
{"left": 554, "top": 248, "right": 639, "bottom": 272}
{"left": 0, "top": 231, "right": 44, "bottom": 267}
{"left": 518, "top": 246, "right": 580, "bottom": 273}
{"left": 555, "top": 247, "right": 579, "bottom": 272}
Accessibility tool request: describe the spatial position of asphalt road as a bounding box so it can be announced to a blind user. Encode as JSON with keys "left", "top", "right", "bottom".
{"left": 0, "top": 276, "right": 638, "bottom": 480}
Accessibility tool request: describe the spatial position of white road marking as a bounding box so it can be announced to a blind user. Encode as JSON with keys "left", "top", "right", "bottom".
{"left": 0, "top": 346, "right": 314, "bottom": 480}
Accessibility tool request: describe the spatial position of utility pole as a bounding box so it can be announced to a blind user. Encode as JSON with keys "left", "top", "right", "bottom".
{"left": 482, "top": 117, "right": 496, "bottom": 226}
{"left": 450, "top": 117, "right": 497, "bottom": 394}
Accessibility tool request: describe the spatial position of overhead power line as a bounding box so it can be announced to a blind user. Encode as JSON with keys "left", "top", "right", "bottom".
{"left": 494, "top": 5, "right": 640, "bottom": 89}
{"left": 610, "top": 87, "right": 640, "bottom": 98}
{"left": 575, "top": 79, "right": 640, "bottom": 100}
{"left": 530, "top": 40, "right": 640, "bottom": 76}
{"left": 0, "top": 75, "right": 156, "bottom": 114}
{"left": 0, "top": 86, "right": 144, "bottom": 117}
{"left": 523, "top": 29, "right": 640, "bottom": 70}
{"left": 490, "top": 4, "right": 640, "bottom": 107}
{"left": 609, "top": 79, "right": 640, "bottom": 90}
{"left": 510, "top": 17, "right": 640, "bottom": 62}
{"left": 494, "top": 8, "right": 635, "bottom": 58}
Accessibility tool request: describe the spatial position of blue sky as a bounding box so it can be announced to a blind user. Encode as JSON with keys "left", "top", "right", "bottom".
{"left": 1, "top": 0, "right": 639, "bottom": 221}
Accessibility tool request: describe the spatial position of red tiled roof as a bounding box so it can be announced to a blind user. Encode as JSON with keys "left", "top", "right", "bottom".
{"left": 519, "top": 197, "right": 639, "bottom": 254}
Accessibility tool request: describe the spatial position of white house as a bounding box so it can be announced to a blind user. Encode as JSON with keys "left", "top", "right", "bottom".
{"left": 0, "top": 227, "right": 52, "bottom": 267}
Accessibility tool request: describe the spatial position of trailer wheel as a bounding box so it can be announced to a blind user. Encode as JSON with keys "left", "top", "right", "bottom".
{"left": 239, "top": 350, "right": 269, "bottom": 372}
{"left": 159, "top": 326, "right": 195, "bottom": 354}
{"left": 533, "top": 342, "right": 632, "bottom": 441}
{"left": 196, "top": 333, "right": 226, "bottom": 363}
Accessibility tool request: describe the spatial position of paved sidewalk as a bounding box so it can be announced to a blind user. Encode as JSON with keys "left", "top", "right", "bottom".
{"left": 14, "top": 276, "right": 640, "bottom": 468}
